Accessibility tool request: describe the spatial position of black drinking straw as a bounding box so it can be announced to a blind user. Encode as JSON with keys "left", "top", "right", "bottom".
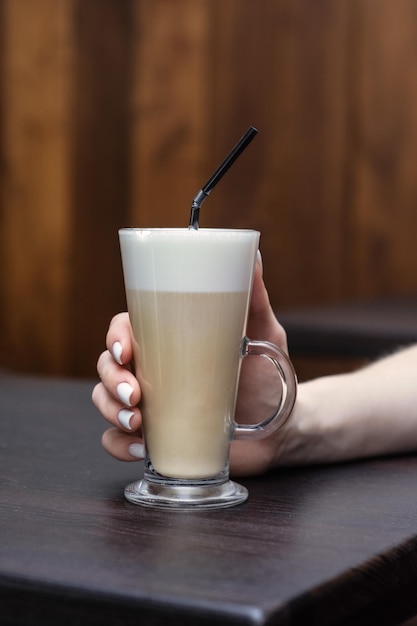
{"left": 188, "top": 126, "right": 258, "bottom": 229}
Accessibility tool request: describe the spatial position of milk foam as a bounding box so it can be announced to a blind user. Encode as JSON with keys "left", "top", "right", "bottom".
{"left": 119, "top": 228, "right": 259, "bottom": 293}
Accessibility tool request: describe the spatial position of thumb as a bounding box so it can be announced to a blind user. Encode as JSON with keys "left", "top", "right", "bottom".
{"left": 246, "top": 253, "right": 289, "bottom": 352}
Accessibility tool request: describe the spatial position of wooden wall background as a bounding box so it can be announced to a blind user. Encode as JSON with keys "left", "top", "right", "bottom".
{"left": 1, "top": 0, "right": 417, "bottom": 378}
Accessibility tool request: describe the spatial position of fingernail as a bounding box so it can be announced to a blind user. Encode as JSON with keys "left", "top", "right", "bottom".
{"left": 118, "top": 409, "right": 134, "bottom": 430}
{"left": 117, "top": 382, "right": 134, "bottom": 406}
{"left": 112, "top": 341, "right": 123, "bottom": 365}
{"left": 256, "top": 249, "right": 263, "bottom": 275}
{"left": 128, "top": 442, "right": 145, "bottom": 459}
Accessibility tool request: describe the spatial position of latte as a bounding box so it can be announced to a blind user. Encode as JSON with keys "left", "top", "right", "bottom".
{"left": 120, "top": 228, "right": 259, "bottom": 481}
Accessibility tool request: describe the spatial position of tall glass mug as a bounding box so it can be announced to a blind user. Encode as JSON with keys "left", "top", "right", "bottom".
{"left": 119, "top": 228, "right": 297, "bottom": 509}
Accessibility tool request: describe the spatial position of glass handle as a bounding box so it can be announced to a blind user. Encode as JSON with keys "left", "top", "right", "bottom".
{"left": 234, "top": 337, "right": 298, "bottom": 440}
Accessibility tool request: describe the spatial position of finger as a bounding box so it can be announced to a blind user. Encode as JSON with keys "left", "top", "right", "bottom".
{"left": 92, "top": 381, "right": 142, "bottom": 433}
{"left": 105, "top": 312, "right": 134, "bottom": 366}
{"left": 247, "top": 259, "right": 288, "bottom": 352}
{"left": 96, "top": 350, "right": 141, "bottom": 407}
{"left": 102, "top": 427, "right": 145, "bottom": 461}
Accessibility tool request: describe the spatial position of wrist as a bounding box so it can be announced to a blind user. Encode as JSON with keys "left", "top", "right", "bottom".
{"left": 272, "top": 374, "right": 354, "bottom": 466}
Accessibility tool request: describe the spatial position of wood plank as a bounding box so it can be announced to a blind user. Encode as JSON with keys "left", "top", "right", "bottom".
{"left": 348, "top": 0, "right": 417, "bottom": 298}
{"left": 130, "top": 0, "right": 212, "bottom": 228}
{"left": 0, "top": 0, "right": 74, "bottom": 374}
{"left": 69, "top": 0, "right": 133, "bottom": 376}
{"left": 0, "top": 0, "right": 6, "bottom": 368}
{"left": 209, "top": 0, "right": 351, "bottom": 309}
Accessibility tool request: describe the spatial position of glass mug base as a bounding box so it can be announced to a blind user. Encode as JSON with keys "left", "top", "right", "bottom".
{"left": 124, "top": 477, "right": 248, "bottom": 510}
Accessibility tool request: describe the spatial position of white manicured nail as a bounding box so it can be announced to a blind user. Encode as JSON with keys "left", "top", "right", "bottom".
{"left": 128, "top": 443, "right": 145, "bottom": 459}
{"left": 117, "top": 382, "right": 134, "bottom": 406}
{"left": 112, "top": 341, "right": 123, "bottom": 365}
{"left": 118, "top": 409, "right": 134, "bottom": 430}
{"left": 256, "top": 249, "right": 263, "bottom": 275}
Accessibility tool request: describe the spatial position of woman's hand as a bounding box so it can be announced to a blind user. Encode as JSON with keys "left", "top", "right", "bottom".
{"left": 92, "top": 312, "right": 146, "bottom": 461}
{"left": 92, "top": 258, "right": 296, "bottom": 475}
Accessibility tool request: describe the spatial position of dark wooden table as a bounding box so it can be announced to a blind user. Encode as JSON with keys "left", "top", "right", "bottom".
{"left": 1, "top": 372, "right": 417, "bottom": 626}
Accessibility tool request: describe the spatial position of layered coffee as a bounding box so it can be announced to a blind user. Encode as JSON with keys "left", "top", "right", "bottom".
{"left": 120, "top": 228, "right": 259, "bottom": 481}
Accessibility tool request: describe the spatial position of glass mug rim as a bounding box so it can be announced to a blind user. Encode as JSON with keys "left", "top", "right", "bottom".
{"left": 119, "top": 227, "right": 260, "bottom": 236}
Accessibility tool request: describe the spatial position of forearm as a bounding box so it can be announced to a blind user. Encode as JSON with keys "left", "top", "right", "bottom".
{"left": 276, "top": 344, "right": 417, "bottom": 465}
